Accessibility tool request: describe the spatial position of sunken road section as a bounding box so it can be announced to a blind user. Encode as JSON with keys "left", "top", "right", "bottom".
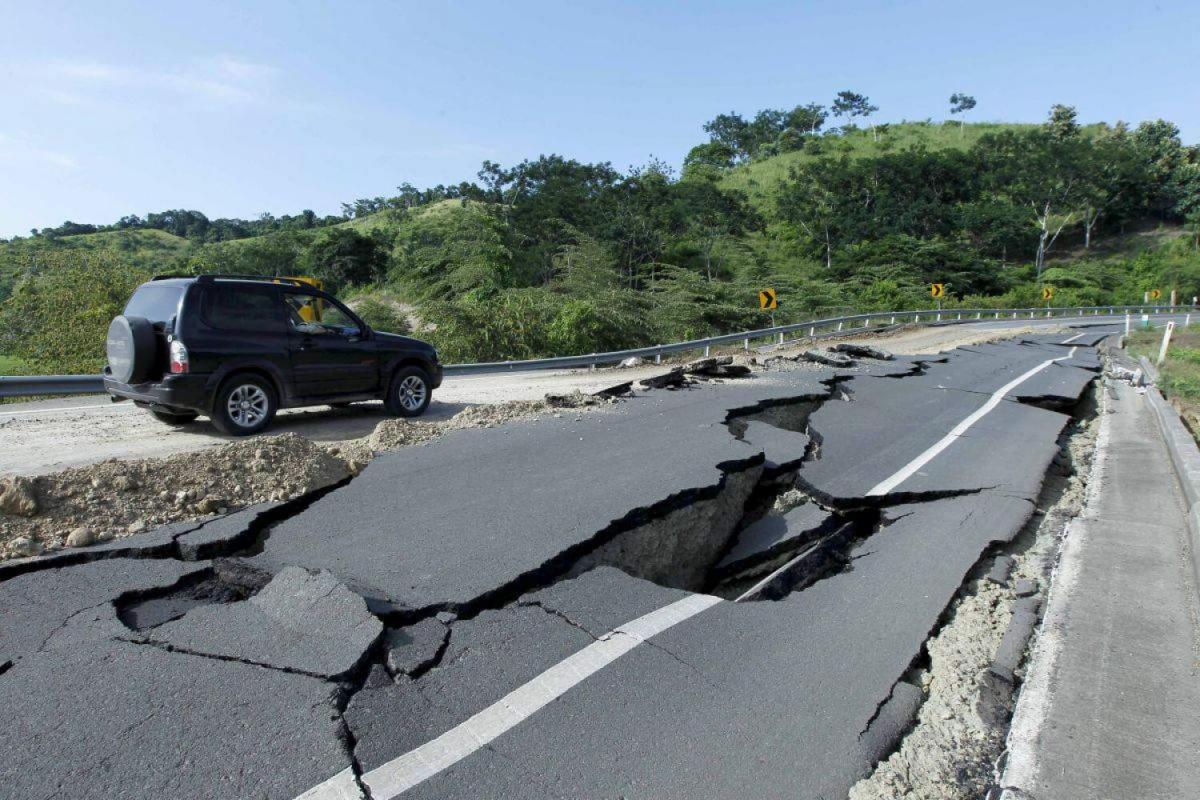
{"left": 0, "top": 329, "right": 1108, "bottom": 800}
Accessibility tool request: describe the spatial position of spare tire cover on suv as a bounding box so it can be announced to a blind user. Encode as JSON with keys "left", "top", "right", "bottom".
{"left": 106, "top": 315, "right": 157, "bottom": 384}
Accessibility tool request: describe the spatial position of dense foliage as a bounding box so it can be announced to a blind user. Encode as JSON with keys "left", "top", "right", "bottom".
{"left": 3, "top": 98, "right": 1200, "bottom": 373}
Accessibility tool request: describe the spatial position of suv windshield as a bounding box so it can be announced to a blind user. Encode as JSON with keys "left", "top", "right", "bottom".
{"left": 124, "top": 284, "right": 184, "bottom": 325}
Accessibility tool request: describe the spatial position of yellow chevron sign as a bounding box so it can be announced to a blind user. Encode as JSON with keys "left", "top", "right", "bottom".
{"left": 758, "top": 288, "right": 778, "bottom": 310}
{"left": 930, "top": 283, "right": 945, "bottom": 299}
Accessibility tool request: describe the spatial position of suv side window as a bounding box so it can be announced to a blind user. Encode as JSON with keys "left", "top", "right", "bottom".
{"left": 284, "top": 292, "right": 362, "bottom": 337}
{"left": 200, "top": 285, "right": 285, "bottom": 332}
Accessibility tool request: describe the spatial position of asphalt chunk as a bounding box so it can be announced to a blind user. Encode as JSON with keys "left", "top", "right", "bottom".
{"left": 0, "top": 557, "right": 209, "bottom": 667}
{"left": 0, "top": 638, "right": 354, "bottom": 800}
{"left": 137, "top": 566, "right": 382, "bottom": 679}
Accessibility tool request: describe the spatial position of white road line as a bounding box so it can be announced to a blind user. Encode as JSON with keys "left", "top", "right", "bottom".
{"left": 1061, "top": 332, "right": 1086, "bottom": 344}
{"left": 865, "top": 347, "right": 1078, "bottom": 497}
{"left": 293, "top": 767, "right": 364, "bottom": 800}
{"left": 297, "top": 593, "right": 722, "bottom": 800}
{"left": 734, "top": 541, "right": 820, "bottom": 603}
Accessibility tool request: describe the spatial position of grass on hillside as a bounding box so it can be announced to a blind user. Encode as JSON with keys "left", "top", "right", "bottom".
{"left": 1129, "top": 326, "right": 1200, "bottom": 434}
{"left": 0, "top": 354, "right": 30, "bottom": 376}
{"left": 719, "top": 120, "right": 1051, "bottom": 210}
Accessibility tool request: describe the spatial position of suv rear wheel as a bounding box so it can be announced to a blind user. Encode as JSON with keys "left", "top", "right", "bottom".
{"left": 149, "top": 407, "right": 199, "bottom": 426}
{"left": 385, "top": 366, "right": 432, "bottom": 417}
{"left": 211, "top": 374, "right": 278, "bottom": 436}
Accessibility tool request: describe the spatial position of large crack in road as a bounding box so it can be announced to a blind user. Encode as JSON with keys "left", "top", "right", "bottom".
{"left": 0, "top": 329, "right": 1115, "bottom": 800}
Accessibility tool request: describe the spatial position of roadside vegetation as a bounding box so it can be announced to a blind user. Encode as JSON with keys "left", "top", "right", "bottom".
{"left": 1129, "top": 327, "right": 1200, "bottom": 432}
{"left": 2, "top": 92, "right": 1199, "bottom": 374}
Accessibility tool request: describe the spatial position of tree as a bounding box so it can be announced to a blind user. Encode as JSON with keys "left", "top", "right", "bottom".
{"left": 949, "top": 93, "right": 977, "bottom": 136}
{"left": 778, "top": 164, "right": 841, "bottom": 269}
{"left": 978, "top": 128, "right": 1091, "bottom": 280}
{"left": 1046, "top": 104, "right": 1080, "bottom": 140}
{"left": 832, "top": 91, "right": 880, "bottom": 140}
{"left": 682, "top": 141, "right": 737, "bottom": 181}
{"left": 674, "top": 181, "right": 759, "bottom": 281}
{"left": 298, "top": 228, "right": 388, "bottom": 290}
{"left": 787, "top": 103, "right": 827, "bottom": 135}
{"left": 702, "top": 113, "right": 752, "bottom": 159}
{"left": 1079, "top": 132, "right": 1149, "bottom": 248}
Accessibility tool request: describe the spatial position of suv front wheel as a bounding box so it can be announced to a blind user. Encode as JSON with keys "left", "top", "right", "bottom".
{"left": 212, "top": 374, "right": 278, "bottom": 436}
{"left": 385, "top": 366, "right": 432, "bottom": 417}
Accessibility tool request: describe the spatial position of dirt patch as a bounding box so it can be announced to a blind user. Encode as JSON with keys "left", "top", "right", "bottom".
{"left": 1, "top": 391, "right": 614, "bottom": 559}
{"left": 849, "top": 386, "right": 1099, "bottom": 800}
{"left": 0, "top": 433, "right": 352, "bottom": 558}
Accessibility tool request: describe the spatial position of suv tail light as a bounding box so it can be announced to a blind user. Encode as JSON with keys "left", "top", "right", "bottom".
{"left": 169, "top": 339, "right": 190, "bottom": 374}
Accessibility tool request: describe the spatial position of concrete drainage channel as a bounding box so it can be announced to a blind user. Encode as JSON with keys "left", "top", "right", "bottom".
{"left": 1, "top": 345, "right": 1104, "bottom": 800}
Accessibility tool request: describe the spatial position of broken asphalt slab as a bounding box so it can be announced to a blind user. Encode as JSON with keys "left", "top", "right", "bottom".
{"left": 715, "top": 501, "right": 839, "bottom": 578}
{"left": 0, "top": 557, "right": 210, "bottom": 667}
{"left": 133, "top": 566, "right": 382, "bottom": 679}
{"left": 798, "top": 347, "right": 1088, "bottom": 504}
{"left": 248, "top": 372, "right": 835, "bottom": 615}
{"left": 363, "top": 491, "right": 1034, "bottom": 799}
{"left": 0, "top": 637, "right": 357, "bottom": 800}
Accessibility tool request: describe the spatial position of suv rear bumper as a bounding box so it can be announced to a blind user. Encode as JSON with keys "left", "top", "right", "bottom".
{"left": 104, "top": 373, "right": 211, "bottom": 412}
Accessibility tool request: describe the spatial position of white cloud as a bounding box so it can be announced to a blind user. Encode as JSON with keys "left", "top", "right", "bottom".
{"left": 41, "top": 55, "right": 279, "bottom": 104}
{"left": 0, "top": 133, "right": 78, "bottom": 169}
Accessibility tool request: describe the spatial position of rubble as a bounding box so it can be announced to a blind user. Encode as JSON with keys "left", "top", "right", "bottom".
{"left": 800, "top": 349, "right": 856, "bottom": 368}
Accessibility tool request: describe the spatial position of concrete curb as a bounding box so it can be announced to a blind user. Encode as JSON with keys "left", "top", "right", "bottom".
{"left": 1136, "top": 354, "right": 1200, "bottom": 594}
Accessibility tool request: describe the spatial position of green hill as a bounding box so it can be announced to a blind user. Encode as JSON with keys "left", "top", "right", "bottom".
{"left": 719, "top": 121, "right": 1072, "bottom": 211}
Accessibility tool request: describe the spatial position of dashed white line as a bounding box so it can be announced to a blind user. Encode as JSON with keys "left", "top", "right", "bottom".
{"left": 865, "top": 347, "right": 1078, "bottom": 497}
{"left": 299, "top": 593, "right": 723, "bottom": 800}
{"left": 1061, "top": 332, "right": 1086, "bottom": 344}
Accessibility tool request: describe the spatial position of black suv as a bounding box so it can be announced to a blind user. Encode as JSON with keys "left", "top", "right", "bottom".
{"left": 104, "top": 275, "right": 442, "bottom": 435}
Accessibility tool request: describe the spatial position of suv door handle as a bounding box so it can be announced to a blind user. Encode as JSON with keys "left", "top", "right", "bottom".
{"left": 298, "top": 336, "right": 316, "bottom": 351}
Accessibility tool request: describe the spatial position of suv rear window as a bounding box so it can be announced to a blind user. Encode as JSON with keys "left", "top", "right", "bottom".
{"left": 124, "top": 284, "right": 185, "bottom": 325}
{"left": 200, "top": 284, "right": 285, "bottom": 332}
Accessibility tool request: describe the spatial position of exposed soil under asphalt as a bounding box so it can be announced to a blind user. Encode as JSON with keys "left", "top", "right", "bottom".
{"left": 848, "top": 382, "right": 1100, "bottom": 800}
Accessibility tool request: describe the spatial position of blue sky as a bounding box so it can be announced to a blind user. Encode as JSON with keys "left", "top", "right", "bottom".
{"left": 1, "top": 0, "right": 1197, "bottom": 238}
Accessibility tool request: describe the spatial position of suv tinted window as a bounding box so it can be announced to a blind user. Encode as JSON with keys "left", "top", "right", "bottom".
{"left": 201, "top": 285, "right": 284, "bottom": 332}
{"left": 284, "top": 292, "right": 361, "bottom": 336}
{"left": 124, "top": 284, "right": 184, "bottom": 325}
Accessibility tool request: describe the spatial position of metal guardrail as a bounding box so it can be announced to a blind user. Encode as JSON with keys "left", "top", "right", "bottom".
{"left": 1, "top": 304, "right": 1193, "bottom": 397}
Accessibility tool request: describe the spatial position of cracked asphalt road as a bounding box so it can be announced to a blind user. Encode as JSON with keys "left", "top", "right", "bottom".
{"left": 0, "top": 327, "right": 1113, "bottom": 800}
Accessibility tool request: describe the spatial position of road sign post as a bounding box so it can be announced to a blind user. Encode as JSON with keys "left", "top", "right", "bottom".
{"left": 930, "top": 283, "right": 945, "bottom": 312}
{"left": 1158, "top": 321, "right": 1177, "bottom": 366}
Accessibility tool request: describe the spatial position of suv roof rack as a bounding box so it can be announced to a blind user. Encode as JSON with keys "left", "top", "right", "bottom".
{"left": 151, "top": 274, "right": 308, "bottom": 286}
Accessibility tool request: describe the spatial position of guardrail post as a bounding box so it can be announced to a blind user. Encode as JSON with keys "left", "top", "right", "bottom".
{"left": 913, "top": 314, "right": 919, "bottom": 323}
{"left": 890, "top": 315, "right": 895, "bottom": 325}
{"left": 956, "top": 312, "right": 962, "bottom": 320}
{"left": 704, "top": 344, "right": 710, "bottom": 357}
{"left": 1187, "top": 314, "right": 1192, "bottom": 329}
{"left": 1125, "top": 314, "right": 1131, "bottom": 335}
{"left": 778, "top": 332, "right": 784, "bottom": 344}
{"left": 743, "top": 338, "right": 750, "bottom": 350}
{"left": 655, "top": 353, "right": 662, "bottom": 364}
{"left": 809, "top": 326, "right": 815, "bottom": 337}
{"left": 936, "top": 312, "right": 942, "bottom": 321}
